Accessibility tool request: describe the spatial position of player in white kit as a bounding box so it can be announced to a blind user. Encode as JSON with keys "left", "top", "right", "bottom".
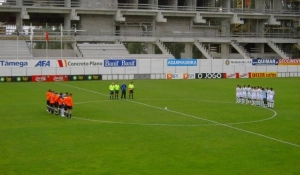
{"left": 267, "top": 87, "right": 275, "bottom": 108}
{"left": 257, "top": 86, "right": 263, "bottom": 107}
{"left": 246, "top": 85, "right": 252, "bottom": 104}
{"left": 236, "top": 85, "right": 242, "bottom": 103}
{"left": 251, "top": 86, "right": 257, "bottom": 105}
{"left": 241, "top": 85, "right": 247, "bottom": 104}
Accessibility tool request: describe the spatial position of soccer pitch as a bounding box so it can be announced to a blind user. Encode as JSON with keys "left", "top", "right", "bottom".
{"left": 0, "top": 78, "right": 299, "bottom": 175}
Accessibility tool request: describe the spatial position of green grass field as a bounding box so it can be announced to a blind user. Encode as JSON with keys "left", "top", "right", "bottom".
{"left": 0, "top": 78, "right": 300, "bottom": 175}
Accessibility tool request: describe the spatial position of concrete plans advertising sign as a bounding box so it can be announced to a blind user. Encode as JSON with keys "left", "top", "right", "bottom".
{"left": 104, "top": 59, "right": 136, "bottom": 67}
{"left": 252, "top": 59, "right": 278, "bottom": 66}
{"left": 167, "top": 59, "right": 197, "bottom": 66}
{"left": 57, "top": 59, "right": 103, "bottom": 67}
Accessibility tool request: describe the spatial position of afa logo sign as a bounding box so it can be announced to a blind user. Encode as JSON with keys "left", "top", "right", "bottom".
{"left": 34, "top": 61, "right": 50, "bottom": 67}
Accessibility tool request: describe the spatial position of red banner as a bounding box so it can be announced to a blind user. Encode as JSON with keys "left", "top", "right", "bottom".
{"left": 45, "top": 31, "right": 49, "bottom": 42}
{"left": 223, "top": 73, "right": 237, "bottom": 79}
{"left": 32, "top": 75, "right": 68, "bottom": 82}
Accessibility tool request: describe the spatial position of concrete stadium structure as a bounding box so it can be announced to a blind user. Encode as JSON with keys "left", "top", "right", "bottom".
{"left": 0, "top": 0, "right": 299, "bottom": 59}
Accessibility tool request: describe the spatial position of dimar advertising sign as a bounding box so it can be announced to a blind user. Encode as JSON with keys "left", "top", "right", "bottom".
{"left": 249, "top": 72, "right": 277, "bottom": 78}
{"left": 252, "top": 58, "right": 278, "bottom": 66}
{"left": 278, "top": 58, "right": 300, "bottom": 65}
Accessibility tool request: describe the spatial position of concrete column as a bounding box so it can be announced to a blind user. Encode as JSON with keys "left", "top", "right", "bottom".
{"left": 273, "top": 0, "right": 282, "bottom": 11}
{"left": 222, "top": 0, "right": 230, "bottom": 12}
{"left": 186, "top": 0, "right": 196, "bottom": 11}
{"left": 64, "top": 14, "right": 71, "bottom": 35}
{"left": 221, "top": 44, "right": 230, "bottom": 59}
{"left": 65, "top": 0, "right": 71, "bottom": 8}
{"left": 221, "top": 19, "right": 230, "bottom": 37}
{"left": 208, "top": 0, "right": 216, "bottom": 7}
{"left": 147, "top": 43, "right": 155, "bottom": 54}
{"left": 16, "top": 13, "right": 23, "bottom": 33}
{"left": 180, "top": 43, "right": 193, "bottom": 58}
{"left": 255, "top": 43, "right": 264, "bottom": 54}
{"left": 16, "top": 0, "right": 22, "bottom": 6}
{"left": 128, "top": 0, "right": 138, "bottom": 9}
{"left": 255, "top": 0, "right": 265, "bottom": 13}
{"left": 257, "top": 20, "right": 264, "bottom": 36}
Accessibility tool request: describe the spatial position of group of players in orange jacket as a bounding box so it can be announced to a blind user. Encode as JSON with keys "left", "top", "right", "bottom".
{"left": 46, "top": 89, "right": 73, "bottom": 118}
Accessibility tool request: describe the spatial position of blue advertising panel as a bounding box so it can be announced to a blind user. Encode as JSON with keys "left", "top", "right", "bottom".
{"left": 252, "top": 58, "right": 278, "bottom": 66}
{"left": 104, "top": 59, "right": 136, "bottom": 67}
{"left": 167, "top": 59, "right": 197, "bottom": 66}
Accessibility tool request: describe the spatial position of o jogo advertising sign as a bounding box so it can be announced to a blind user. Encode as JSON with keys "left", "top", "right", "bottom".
{"left": 278, "top": 58, "right": 300, "bottom": 65}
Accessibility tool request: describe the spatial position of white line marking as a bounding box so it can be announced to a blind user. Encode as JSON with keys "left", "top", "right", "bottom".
{"left": 56, "top": 82, "right": 300, "bottom": 148}
{"left": 73, "top": 100, "right": 277, "bottom": 126}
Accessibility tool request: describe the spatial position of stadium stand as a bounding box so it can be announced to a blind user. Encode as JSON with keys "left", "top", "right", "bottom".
{"left": 77, "top": 43, "right": 174, "bottom": 59}
{"left": 0, "top": 40, "right": 32, "bottom": 59}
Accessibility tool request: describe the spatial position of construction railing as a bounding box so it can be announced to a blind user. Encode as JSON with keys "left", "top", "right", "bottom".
{"left": 0, "top": 1, "right": 299, "bottom": 15}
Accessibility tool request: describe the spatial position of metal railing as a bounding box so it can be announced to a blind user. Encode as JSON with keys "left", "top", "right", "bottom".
{"left": 0, "top": 30, "right": 298, "bottom": 39}
{"left": 0, "top": 1, "right": 299, "bottom": 15}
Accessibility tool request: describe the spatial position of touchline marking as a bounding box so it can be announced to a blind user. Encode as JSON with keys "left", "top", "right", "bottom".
{"left": 57, "top": 82, "right": 300, "bottom": 148}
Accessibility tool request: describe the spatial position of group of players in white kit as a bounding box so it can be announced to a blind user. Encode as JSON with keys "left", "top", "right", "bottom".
{"left": 236, "top": 85, "right": 275, "bottom": 108}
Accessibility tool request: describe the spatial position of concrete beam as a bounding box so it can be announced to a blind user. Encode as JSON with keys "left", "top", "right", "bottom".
{"left": 155, "top": 11, "right": 167, "bottom": 22}
{"left": 115, "top": 10, "right": 125, "bottom": 22}
{"left": 230, "top": 14, "right": 244, "bottom": 24}
{"left": 71, "top": 9, "right": 80, "bottom": 20}
{"left": 193, "top": 13, "right": 206, "bottom": 23}
{"left": 267, "top": 15, "right": 280, "bottom": 25}
{"left": 22, "top": 7, "right": 29, "bottom": 19}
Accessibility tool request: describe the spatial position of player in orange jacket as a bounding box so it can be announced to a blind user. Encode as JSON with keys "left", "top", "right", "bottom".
{"left": 46, "top": 89, "right": 52, "bottom": 113}
{"left": 49, "top": 91, "right": 56, "bottom": 114}
{"left": 57, "top": 93, "right": 64, "bottom": 117}
{"left": 65, "top": 93, "right": 73, "bottom": 118}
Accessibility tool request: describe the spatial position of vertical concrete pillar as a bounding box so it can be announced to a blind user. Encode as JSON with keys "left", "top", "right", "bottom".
{"left": 65, "top": 0, "right": 71, "bottom": 8}
{"left": 16, "top": 0, "right": 22, "bottom": 6}
{"left": 129, "top": 0, "right": 138, "bottom": 9}
{"left": 273, "top": 0, "right": 282, "bottom": 11}
{"left": 64, "top": 14, "right": 71, "bottom": 34}
{"left": 255, "top": 43, "right": 264, "bottom": 54}
{"left": 257, "top": 20, "right": 264, "bottom": 36}
{"left": 255, "top": 0, "right": 265, "bottom": 13}
{"left": 180, "top": 43, "right": 193, "bottom": 58}
{"left": 186, "top": 0, "right": 196, "bottom": 11}
{"left": 221, "top": 19, "right": 230, "bottom": 37}
{"left": 221, "top": 44, "right": 230, "bottom": 59}
{"left": 16, "top": 13, "right": 23, "bottom": 33}
{"left": 147, "top": 43, "right": 155, "bottom": 54}
{"left": 222, "top": 0, "right": 230, "bottom": 12}
{"left": 207, "top": 0, "right": 216, "bottom": 7}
